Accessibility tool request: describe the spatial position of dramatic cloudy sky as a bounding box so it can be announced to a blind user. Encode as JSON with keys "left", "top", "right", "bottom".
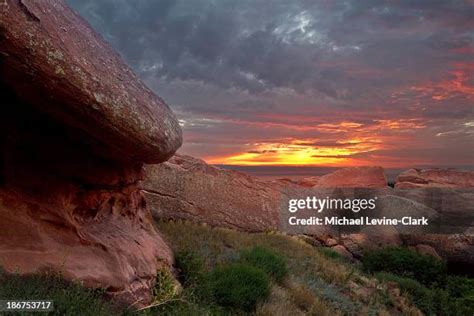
{"left": 67, "top": 0, "right": 473, "bottom": 168}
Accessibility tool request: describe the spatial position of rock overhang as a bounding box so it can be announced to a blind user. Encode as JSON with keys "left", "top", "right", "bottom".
{"left": 0, "top": 0, "right": 182, "bottom": 164}
{"left": 0, "top": 0, "right": 182, "bottom": 307}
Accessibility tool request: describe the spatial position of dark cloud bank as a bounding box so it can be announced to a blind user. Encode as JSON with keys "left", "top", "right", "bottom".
{"left": 67, "top": 0, "right": 474, "bottom": 167}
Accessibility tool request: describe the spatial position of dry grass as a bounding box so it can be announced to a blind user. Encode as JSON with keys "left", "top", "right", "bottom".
{"left": 156, "top": 220, "right": 421, "bottom": 315}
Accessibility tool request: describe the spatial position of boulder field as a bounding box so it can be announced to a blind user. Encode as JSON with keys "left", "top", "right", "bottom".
{"left": 396, "top": 168, "right": 474, "bottom": 189}
{"left": 143, "top": 155, "right": 474, "bottom": 268}
{"left": 0, "top": 0, "right": 181, "bottom": 306}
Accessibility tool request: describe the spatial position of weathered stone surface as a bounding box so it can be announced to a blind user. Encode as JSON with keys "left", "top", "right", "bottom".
{"left": 325, "top": 238, "right": 338, "bottom": 247}
{"left": 395, "top": 169, "right": 474, "bottom": 189}
{"left": 296, "top": 177, "right": 320, "bottom": 187}
{"left": 392, "top": 187, "right": 474, "bottom": 233}
{"left": 312, "top": 166, "right": 387, "bottom": 188}
{"left": 274, "top": 167, "right": 387, "bottom": 188}
{"left": 341, "top": 234, "right": 368, "bottom": 258}
{"left": 330, "top": 245, "right": 354, "bottom": 260}
{"left": 0, "top": 0, "right": 182, "bottom": 163}
{"left": 0, "top": 0, "right": 182, "bottom": 307}
{"left": 402, "top": 234, "right": 474, "bottom": 272}
{"left": 142, "top": 155, "right": 280, "bottom": 232}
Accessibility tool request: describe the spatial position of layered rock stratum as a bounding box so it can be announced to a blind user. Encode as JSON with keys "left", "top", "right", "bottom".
{"left": 0, "top": 0, "right": 181, "bottom": 306}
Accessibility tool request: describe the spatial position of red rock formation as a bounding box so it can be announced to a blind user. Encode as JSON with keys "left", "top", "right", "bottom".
{"left": 395, "top": 168, "right": 474, "bottom": 189}
{"left": 274, "top": 167, "right": 387, "bottom": 188}
{"left": 0, "top": 0, "right": 181, "bottom": 307}
{"left": 312, "top": 166, "right": 388, "bottom": 188}
{"left": 142, "top": 155, "right": 280, "bottom": 232}
{"left": 143, "top": 156, "right": 474, "bottom": 268}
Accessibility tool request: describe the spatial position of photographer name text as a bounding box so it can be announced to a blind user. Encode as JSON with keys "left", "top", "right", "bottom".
{"left": 288, "top": 216, "right": 429, "bottom": 226}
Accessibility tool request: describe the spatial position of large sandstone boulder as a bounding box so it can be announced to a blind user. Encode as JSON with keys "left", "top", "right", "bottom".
{"left": 395, "top": 169, "right": 474, "bottom": 189}
{"left": 142, "top": 155, "right": 280, "bottom": 232}
{"left": 0, "top": 0, "right": 181, "bottom": 307}
{"left": 274, "top": 167, "right": 388, "bottom": 188}
{"left": 312, "top": 166, "right": 387, "bottom": 188}
{"left": 0, "top": 0, "right": 181, "bottom": 163}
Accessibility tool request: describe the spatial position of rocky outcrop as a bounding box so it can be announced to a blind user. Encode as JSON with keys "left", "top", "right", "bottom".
{"left": 0, "top": 0, "right": 181, "bottom": 307}
{"left": 411, "top": 244, "right": 442, "bottom": 260}
{"left": 402, "top": 234, "right": 474, "bottom": 273}
{"left": 143, "top": 156, "right": 474, "bottom": 268}
{"left": 311, "top": 166, "right": 387, "bottom": 188}
{"left": 395, "top": 169, "right": 474, "bottom": 189}
{"left": 274, "top": 167, "right": 387, "bottom": 188}
{"left": 392, "top": 171, "right": 474, "bottom": 268}
{"left": 330, "top": 245, "right": 354, "bottom": 260}
{"left": 142, "top": 155, "right": 280, "bottom": 232}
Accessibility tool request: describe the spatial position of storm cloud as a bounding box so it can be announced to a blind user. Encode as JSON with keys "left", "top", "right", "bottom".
{"left": 67, "top": 0, "right": 474, "bottom": 167}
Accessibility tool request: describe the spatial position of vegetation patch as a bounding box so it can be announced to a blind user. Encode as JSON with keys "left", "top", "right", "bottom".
{"left": 1, "top": 222, "right": 434, "bottom": 315}
{"left": 361, "top": 246, "right": 446, "bottom": 287}
{"left": 365, "top": 247, "right": 474, "bottom": 315}
{"left": 209, "top": 263, "right": 270, "bottom": 312}
{"left": 0, "top": 269, "right": 117, "bottom": 316}
{"left": 240, "top": 246, "right": 288, "bottom": 283}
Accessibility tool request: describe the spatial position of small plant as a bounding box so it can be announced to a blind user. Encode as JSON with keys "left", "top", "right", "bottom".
{"left": 361, "top": 246, "right": 446, "bottom": 286}
{"left": 150, "top": 269, "right": 179, "bottom": 307}
{"left": 175, "top": 250, "right": 206, "bottom": 285}
{"left": 209, "top": 263, "right": 270, "bottom": 312}
{"left": 288, "top": 285, "right": 316, "bottom": 311}
{"left": 241, "top": 246, "right": 288, "bottom": 283}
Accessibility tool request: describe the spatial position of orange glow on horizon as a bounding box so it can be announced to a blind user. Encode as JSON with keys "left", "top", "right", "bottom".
{"left": 205, "top": 119, "right": 428, "bottom": 167}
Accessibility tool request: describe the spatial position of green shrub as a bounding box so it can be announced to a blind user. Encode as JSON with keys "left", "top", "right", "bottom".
{"left": 375, "top": 273, "right": 447, "bottom": 315}
{"left": 209, "top": 263, "right": 270, "bottom": 312}
{"left": 241, "top": 246, "right": 288, "bottom": 283}
{"left": 362, "top": 247, "right": 446, "bottom": 286}
{"left": 151, "top": 269, "right": 179, "bottom": 307}
{"left": 175, "top": 250, "right": 206, "bottom": 285}
{"left": 446, "top": 276, "right": 474, "bottom": 315}
{"left": 318, "top": 247, "right": 344, "bottom": 260}
{"left": 376, "top": 272, "right": 474, "bottom": 316}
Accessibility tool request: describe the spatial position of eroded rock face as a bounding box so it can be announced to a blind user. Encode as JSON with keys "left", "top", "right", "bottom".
{"left": 0, "top": 0, "right": 181, "bottom": 307}
{"left": 142, "top": 155, "right": 280, "bottom": 232}
{"left": 395, "top": 169, "right": 474, "bottom": 189}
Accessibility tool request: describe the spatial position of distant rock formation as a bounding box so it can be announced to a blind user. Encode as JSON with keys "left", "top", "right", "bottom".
{"left": 0, "top": 0, "right": 181, "bottom": 307}
{"left": 395, "top": 168, "right": 474, "bottom": 189}
{"left": 277, "top": 166, "right": 387, "bottom": 188}
{"left": 311, "top": 166, "right": 388, "bottom": 188}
